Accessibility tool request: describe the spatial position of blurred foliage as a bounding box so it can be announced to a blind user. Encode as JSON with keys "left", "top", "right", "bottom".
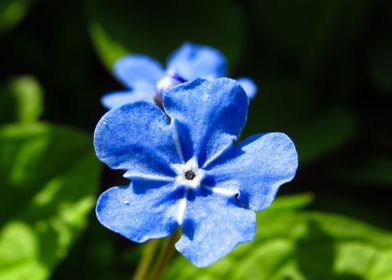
{"left": 0, "top": 76, "right": 43, "bottom": 124}
{"left": 50, "top": 215, "right": 141, "bottom": 280}
{"left": 165, "top": 207, "right": 392, "bottom": 279}
{"left": 251, "top": 0, "right": 369, "bottom": 75}
{"left": 0, "top": 77, "right": 101, "bottom": 279}
{"left": 0, "top": 0, "right": 391, "bottom": 279}
{"left": 0, "top": 0, "right": 32, "bottom": 34}
{"left": 244, "top": 78, "right": 357, "bottom": 164}
{"left": 339, "top": 156, "right": 392, "bottom": 186}
{"left": 87, "top": 0, "right": 244, "bottom": 70}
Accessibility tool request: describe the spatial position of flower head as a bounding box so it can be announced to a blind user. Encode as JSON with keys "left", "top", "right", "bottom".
{"left": 94, "top": 78, "right": 297, "bottom": 267}
{"left": 101, "top": 42, "right": 257, "bottom": 109}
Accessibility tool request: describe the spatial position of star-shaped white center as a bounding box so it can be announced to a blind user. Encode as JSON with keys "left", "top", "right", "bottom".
{"left": 171, "top": 156, "right": 205, "bottom": 189}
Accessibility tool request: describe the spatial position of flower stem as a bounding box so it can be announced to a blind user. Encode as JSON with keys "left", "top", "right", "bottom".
{"left": 147, "top": 231, "right": 179, "bottom": 280}
{"left": 133, "top": 239, "right": 159, "bottom": 280}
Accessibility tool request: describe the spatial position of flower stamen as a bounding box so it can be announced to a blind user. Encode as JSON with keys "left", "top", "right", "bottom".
{"left": 185, "top": 170, "right": 196, "bottom": 180}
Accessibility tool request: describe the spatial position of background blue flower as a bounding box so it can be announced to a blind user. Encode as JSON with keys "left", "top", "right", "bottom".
{"left": 94, "top": 78, "right": 297, "bottom": 267}
{"left": 101, "top": 42, "right": 258, "bottom": 109}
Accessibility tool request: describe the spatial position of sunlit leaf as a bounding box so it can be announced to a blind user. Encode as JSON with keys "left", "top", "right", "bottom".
{"left": 0, "top": 123, "right": 101, "bottom": 280}
{"left": 0, "top": 76, "right": 43, "bottom": 124}
{"left": 0, "top": 222, "right": 47, "bottom": 280}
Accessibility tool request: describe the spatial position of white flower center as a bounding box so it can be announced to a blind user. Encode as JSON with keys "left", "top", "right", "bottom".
{"left": 171, "top": 157, "right": 204, "bottom": 189}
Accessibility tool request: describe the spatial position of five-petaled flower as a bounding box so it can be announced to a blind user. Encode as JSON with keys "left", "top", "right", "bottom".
{"left": 94, "top": 78, "right": 297, "bottom": 267}
{"left": 101, "top": 42, "right": 257, "bottom": 109}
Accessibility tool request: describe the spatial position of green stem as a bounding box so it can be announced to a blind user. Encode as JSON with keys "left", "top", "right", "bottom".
{"left": 133, "top": 239, "right": 160, "bottom": 280}
{"left": 147, "top": 231, "right": 179, "bottom": 280}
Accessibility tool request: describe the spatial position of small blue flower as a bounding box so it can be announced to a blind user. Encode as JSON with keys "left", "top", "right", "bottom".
{"left": 101, "top": 42, "right": 257, "bottom": 109}
{"left": 94, "top": 78, "right": 297, "bottom": 267}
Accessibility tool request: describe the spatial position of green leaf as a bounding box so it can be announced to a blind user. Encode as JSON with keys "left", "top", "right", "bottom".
{"left": 0, "top": 0, "right": 33, "bottom": 34}
{"left": 266, "top": 193, "right": 313, "bottom": 212}
{"left": 0, "top": 222, "right": 47, "bottom": 280}
{"left": 244, "top": 79, "right": 357, "bottom": 164}
{"left": 0, "top": 123, "right": 101, "bottom": 280}
{"left": 0, "top": 76, "right": 43, "bottom": 124}
{"left": 165, "top": 211, "right": 392, "bottom": 280}
{"left": 87, "top": 0, "right": 244, "bottom": 70}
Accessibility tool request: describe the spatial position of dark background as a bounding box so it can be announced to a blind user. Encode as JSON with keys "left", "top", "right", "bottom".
{"left": 0, "top": 0, "right": 391, "bottom": 279}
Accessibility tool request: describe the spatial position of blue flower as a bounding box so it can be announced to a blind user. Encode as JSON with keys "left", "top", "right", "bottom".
{"left": 101, "top": 42, "right": 257, "bottom": 109}
{"left": 94, "top": 78, "right": 297, "bottom": 267}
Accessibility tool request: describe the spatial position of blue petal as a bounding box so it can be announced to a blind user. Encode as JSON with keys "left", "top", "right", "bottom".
{"left": 96, "top": 183, "right": 183, "bottom": 242}
{"left": 167, "top": 42, "right": 227, "bottom": 80}
{"left": 114, "top": 55, "right": 164, "bottom": 89}
{"left": 237, "top": 77, "right": 257, "bottom": 99}
{"left": 208, "top": 133, "right": 298, "bottom": 212}
{"left": 163, "top": 78, "right": 249, "bottom": 166}
{"left": 101, "top": 89, "right": 154, "bottom": 109}
{"left": 175, "top": 189, "right": 255, "bottom": 267}
{"left": 94, "top": 102, "right": 182, "bottom": 177}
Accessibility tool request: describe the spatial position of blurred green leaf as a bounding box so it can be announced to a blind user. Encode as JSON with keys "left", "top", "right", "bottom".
{"left": 0, "top": 222, "right": 47, "bottom": 280}
{"left": 0, "top": 76, "right": 43, "bottom": 124}
{"left": 0, "top": 0, "right": 32, "bottom": 34}
{"left": 252, "top": 0, "right": 368, "bottom": 73}
{"left": 165, "top": 210, "right": 392, "bottom": 280}
{"left": 87, "top": 0, "right": 244, "bottom": 70}
{"left": 245, "top": 79, "right": 357, "bottom": 164}
{"left": 51, "top": 216, "right": 139, "bottom": 280}
{"left": 266, "top": 193, "right": 313, "bottom": 212}
{"left": 0, "top": 123, "right": 101, "bottom": 280}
